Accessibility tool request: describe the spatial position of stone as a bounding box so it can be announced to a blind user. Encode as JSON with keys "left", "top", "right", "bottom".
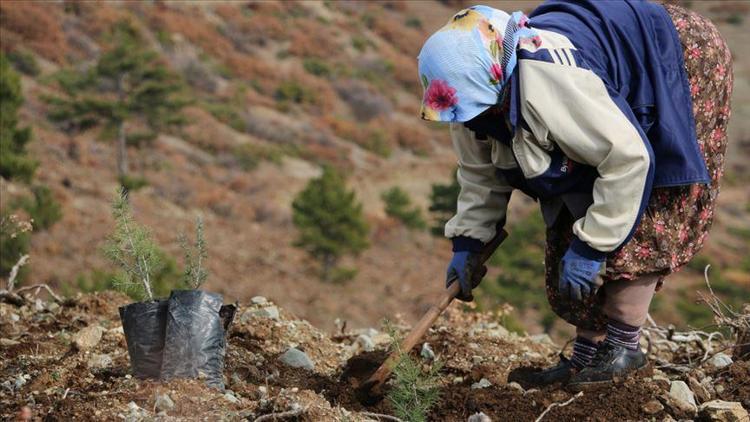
{"left": 250, "top": 296, "right": 267, "bottom": 305}
{"left": 14, "top": 374, "right": 27, "bottom": 390}
{"left": 707, "top": 353, "right": 733, "bottom": 369}
{"left": 471, "top": 378, "right": 492, "bottom": 389}
{"left": 356, "top": 334, "right": 375, "bottom": 352}
{"left": 716, "top": 384, "right": 725, "bottom": 394}
{"left": 471, "top": 355, "right": 483, "bottom": 365}
{"left": 507, "top": 382, "right": 525, "bottom": 394}
{"left": 420, "top": 343, "right": 435, "bottom": 360}
{"left": 467, "top": 412, "right": 492, "bottom": 422}
{"left": 698, "top": 400, "right": 749, "bottom": 422}
{"left": 223, "top": 391, "right": 240, "bottom": 404}
{"left": 278, "top": 347, "right": 314, "bottom": 370}
{"left": 665, "top": 381, "right": 698, "bottom": 417}
{"left": 87, "top": 354, "right": 113, "bottom": 370}
{"left": 154, "top": 393, "right": 174, "bottom": 412}
{"left": 641, "top": 400, "right": 664, "bottom": 415}
{"left": 689, "top": 376, "right": 711, "bottom": 403}
{"left": 72, "top": 325, "right": 104, "bottom": 351}
{"left": 254, "top": 306, "right": 279, "bottom": 320}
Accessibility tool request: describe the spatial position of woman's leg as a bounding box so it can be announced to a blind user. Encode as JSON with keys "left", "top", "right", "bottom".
{"left": 603, "top": 275, "right": 660, "bottom": 327}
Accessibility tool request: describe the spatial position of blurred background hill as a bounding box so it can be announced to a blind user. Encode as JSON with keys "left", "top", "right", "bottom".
{"left": 1, "top": 0, "right": 748, "bottom": 342}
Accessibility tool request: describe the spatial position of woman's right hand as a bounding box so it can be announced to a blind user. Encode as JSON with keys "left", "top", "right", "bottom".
{"left": 446, "top": 251, "right": 488, "bottom": 302}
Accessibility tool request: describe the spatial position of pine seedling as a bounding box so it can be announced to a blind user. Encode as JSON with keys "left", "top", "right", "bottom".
{"left": 103, "top": 188, "right": 161, "bottom": 301}
{"left": 180, "top": 216, "right": 208, "bottom": 289}
{"left": 384, "top": 322, "right": 442, "bottom": 422}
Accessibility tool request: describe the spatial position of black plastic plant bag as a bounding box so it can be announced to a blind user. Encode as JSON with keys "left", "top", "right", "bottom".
{"left": 160, "top": 290, "right": 233, "bottom": 389}
{"left": 118, "top": 299, "right": 168, "bottom": 379}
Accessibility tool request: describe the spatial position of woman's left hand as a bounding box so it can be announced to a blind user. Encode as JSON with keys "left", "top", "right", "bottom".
{"left": 559, "top": 238, "right": 606, "bottom": 301}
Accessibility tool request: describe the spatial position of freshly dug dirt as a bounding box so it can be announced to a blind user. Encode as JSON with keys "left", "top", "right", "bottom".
{"left": 2, "top": 293, "right": 749, "bottom": 421}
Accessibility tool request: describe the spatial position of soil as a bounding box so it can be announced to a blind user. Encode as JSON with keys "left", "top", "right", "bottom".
{"left": 2, "top": 293, "right": 749, "bottom": 421}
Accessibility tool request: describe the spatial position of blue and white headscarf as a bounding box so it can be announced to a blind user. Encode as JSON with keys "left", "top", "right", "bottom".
{"left": 418, "top": 5, "right": 539, "bottom": 122}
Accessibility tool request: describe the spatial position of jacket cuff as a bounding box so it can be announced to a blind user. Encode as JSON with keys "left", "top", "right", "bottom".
{"left": 452, "top": 236, "right": 484, "bottom": 253}
{"left": 570, "top": 237, "right": 607, "bottom": 261}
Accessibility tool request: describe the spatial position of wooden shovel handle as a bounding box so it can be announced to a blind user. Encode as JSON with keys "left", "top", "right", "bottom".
{"left": 362, "top": 229, "right": 508, "bottom": 394}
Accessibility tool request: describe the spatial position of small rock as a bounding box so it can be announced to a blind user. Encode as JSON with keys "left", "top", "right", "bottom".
{"left": 87, "top": 354, "right": 113, "bottom": 370}
{"left": 698, "top": 400, "right": 749, "bottom": 422}
{"left": 154, "top": 393, "right": 174, "bottom": 412}
{"left": 716, "top": 384, "right": 725, "bottom": 394}
{"left": 689, "top": 376, "right": 711, "bottom": 403}
{"left": 641, "top": 400, "right": 664, "bottom": 415}
{"left": 258, "top": 386, "right": 267, "bottom": 396}
{"left": 255, "top": 306, "right": 280, "bottom": 320}
{"left": 278, "top": 347, "right": 314, "bottom": 370}
{"left": 250, "top": 296, "right": 268, "bottom": 305}
{"left": 707, "top": 353, "right": 733, "bottom": 369}
{"left": 34, "top": 299, "right": 44, "bottom": 312}
{"left": 223, "top": 391, "right": 240, "bottom": 404}
{"left": 420, "top": 343, "right": 435, "bottom": 360}
{"left": 356, "top": 334, "right": 375, "bottom": 352}
{"left": 467, "top": 412, "right": 492, "bottom": 422}
{"left": 471, "top": 378, "right": 492, "bottom": 389}
{"left": 507, "top": 382, "right": 525, "bottom": 394}
{"left": 666, "top": 381, "right": 698, "bottom": 417}
{"left": 452, "top": 376, "right": 463, "bottom": 384}
{"left": 530, "top": 333, "right": 554, "bottom": 345}
{"left": 72, "top": 325, "right": 104, "bottom": 351}
{"left": 14, "top": 374, "right": 27, "bottom": 390}
{"left": 45, "top": 302, "right": 60, "bottom": 313}
{"left": 471, "top": 355, "right": 483, "bottom": 365}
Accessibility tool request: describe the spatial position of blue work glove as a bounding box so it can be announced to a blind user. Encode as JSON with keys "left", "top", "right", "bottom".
{"left": 559, "top": 238, "right": 606, "bottom": 302}
{"left": 446, "top": 237, "right": 488, "bottom": 302}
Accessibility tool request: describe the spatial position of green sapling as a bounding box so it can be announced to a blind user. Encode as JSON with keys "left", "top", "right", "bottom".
{"left": 180, "top": 216, "right": 208, "bottom": 289}
{"left": 103, "top": 188, "right": 161, "bottom": 301}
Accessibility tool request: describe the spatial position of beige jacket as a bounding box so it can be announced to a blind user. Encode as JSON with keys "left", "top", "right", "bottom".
{"left": 445, "top": 29, "right": 652, "bottom": 254}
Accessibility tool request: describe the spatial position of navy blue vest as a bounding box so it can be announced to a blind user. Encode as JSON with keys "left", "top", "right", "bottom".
{"left": 505, "top": 0, "right": 709, "bottom": 191}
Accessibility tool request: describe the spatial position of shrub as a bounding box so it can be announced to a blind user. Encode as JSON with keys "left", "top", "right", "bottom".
{"left": 275, "top": 80, "right": 316, "bottom": 104}
{"left": 13, "top": 185, "right": 62, "bottom": 231}
{"left": 334, "top": 79, "right": 392, "bottom": 121}
{"left": 0, "top": 54, "right": 37, "bottom": 182}
{"left": 232, "top": 143, "right": 283, "bottom": 171}
{"left": 303, "top": 58, "right": 332, "bottom": 77}
{"left": 292, "top": 166, "right": 369, "bottom": 281}
{"left": 405, "top": 16, "right": 423, "bottom": 29}
{"left": 479, "top": 212, "right": 559, "bottom": 333}
{"left": 428, "top": 170, "right": 460, "bottom": 236}
{"left": 6, "top": 49, "right": 40, "bottom": 76}
{"left": 0, "top": 211, "right": 32, "bottom": 280}
{"left": 119, "top": 175, "right": 149, "bottom": 192}
{"left": 381, "top": 186, "right": 426, "bottom": 230}
{"left": 179, "top": 217, "right": 208, "bottom": 290}
{"left": 202, "top": 102, "right": 246, "bottom": 132}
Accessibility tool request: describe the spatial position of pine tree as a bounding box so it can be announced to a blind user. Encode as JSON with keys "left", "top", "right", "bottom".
{"left": 428, "top": 169, "right": 460, "bottom": 236}
{"left": 0, "top": 53, "right": 37, "bottom": 182}
{"left": 292, "top": 166, "right": 369, "bottom": 281}
{"left": 381, "top": 186, "right": 426, "bottom": 230}
{"left": 46, "top": 20, "right": 187, "bottom": 190}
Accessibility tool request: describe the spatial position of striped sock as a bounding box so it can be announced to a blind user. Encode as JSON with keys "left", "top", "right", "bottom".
{"left": 570, "top": 336, "right": 599, "bottom": 369}
{"left": 606, "top": 319, "right": 641, "bottom": 351}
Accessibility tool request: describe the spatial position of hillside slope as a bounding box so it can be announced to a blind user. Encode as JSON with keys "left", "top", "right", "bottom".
{"left": 0, "top": 0, "right": 748, "bottom": 338}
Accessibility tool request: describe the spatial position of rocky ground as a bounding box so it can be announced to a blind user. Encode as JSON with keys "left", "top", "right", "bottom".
{"left": 1, "top": 291, "right": 748, "bottom": 421}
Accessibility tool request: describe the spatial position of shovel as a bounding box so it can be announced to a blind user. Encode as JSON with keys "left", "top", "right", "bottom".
{"left": 356, "top": 229, "right": 508, "bottom": 403}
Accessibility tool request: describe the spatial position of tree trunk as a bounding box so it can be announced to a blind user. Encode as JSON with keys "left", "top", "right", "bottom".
{"left": 322, "top": 254, "right": 336, "bottom": 282}
{"left": 117, "top": 121, "right": 128, "bottom": 182}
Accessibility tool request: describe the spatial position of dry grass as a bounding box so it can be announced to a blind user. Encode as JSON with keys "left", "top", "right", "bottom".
{"left": 0, "top": 2, "right": 68, "bottom": 62}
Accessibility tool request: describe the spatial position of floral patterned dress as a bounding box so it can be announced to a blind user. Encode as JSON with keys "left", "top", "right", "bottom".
{"left": 545, "top": 3, "right": 734, "bottom": 331}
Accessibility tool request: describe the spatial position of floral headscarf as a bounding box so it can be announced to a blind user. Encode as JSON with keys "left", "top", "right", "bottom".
{"left": 418, "top": 5, "right": 539, "bottom": 122}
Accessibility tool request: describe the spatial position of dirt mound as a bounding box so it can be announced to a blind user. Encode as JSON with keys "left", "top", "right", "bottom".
{"left": 1, "top": 293, "right": 748, "bottom": 420}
